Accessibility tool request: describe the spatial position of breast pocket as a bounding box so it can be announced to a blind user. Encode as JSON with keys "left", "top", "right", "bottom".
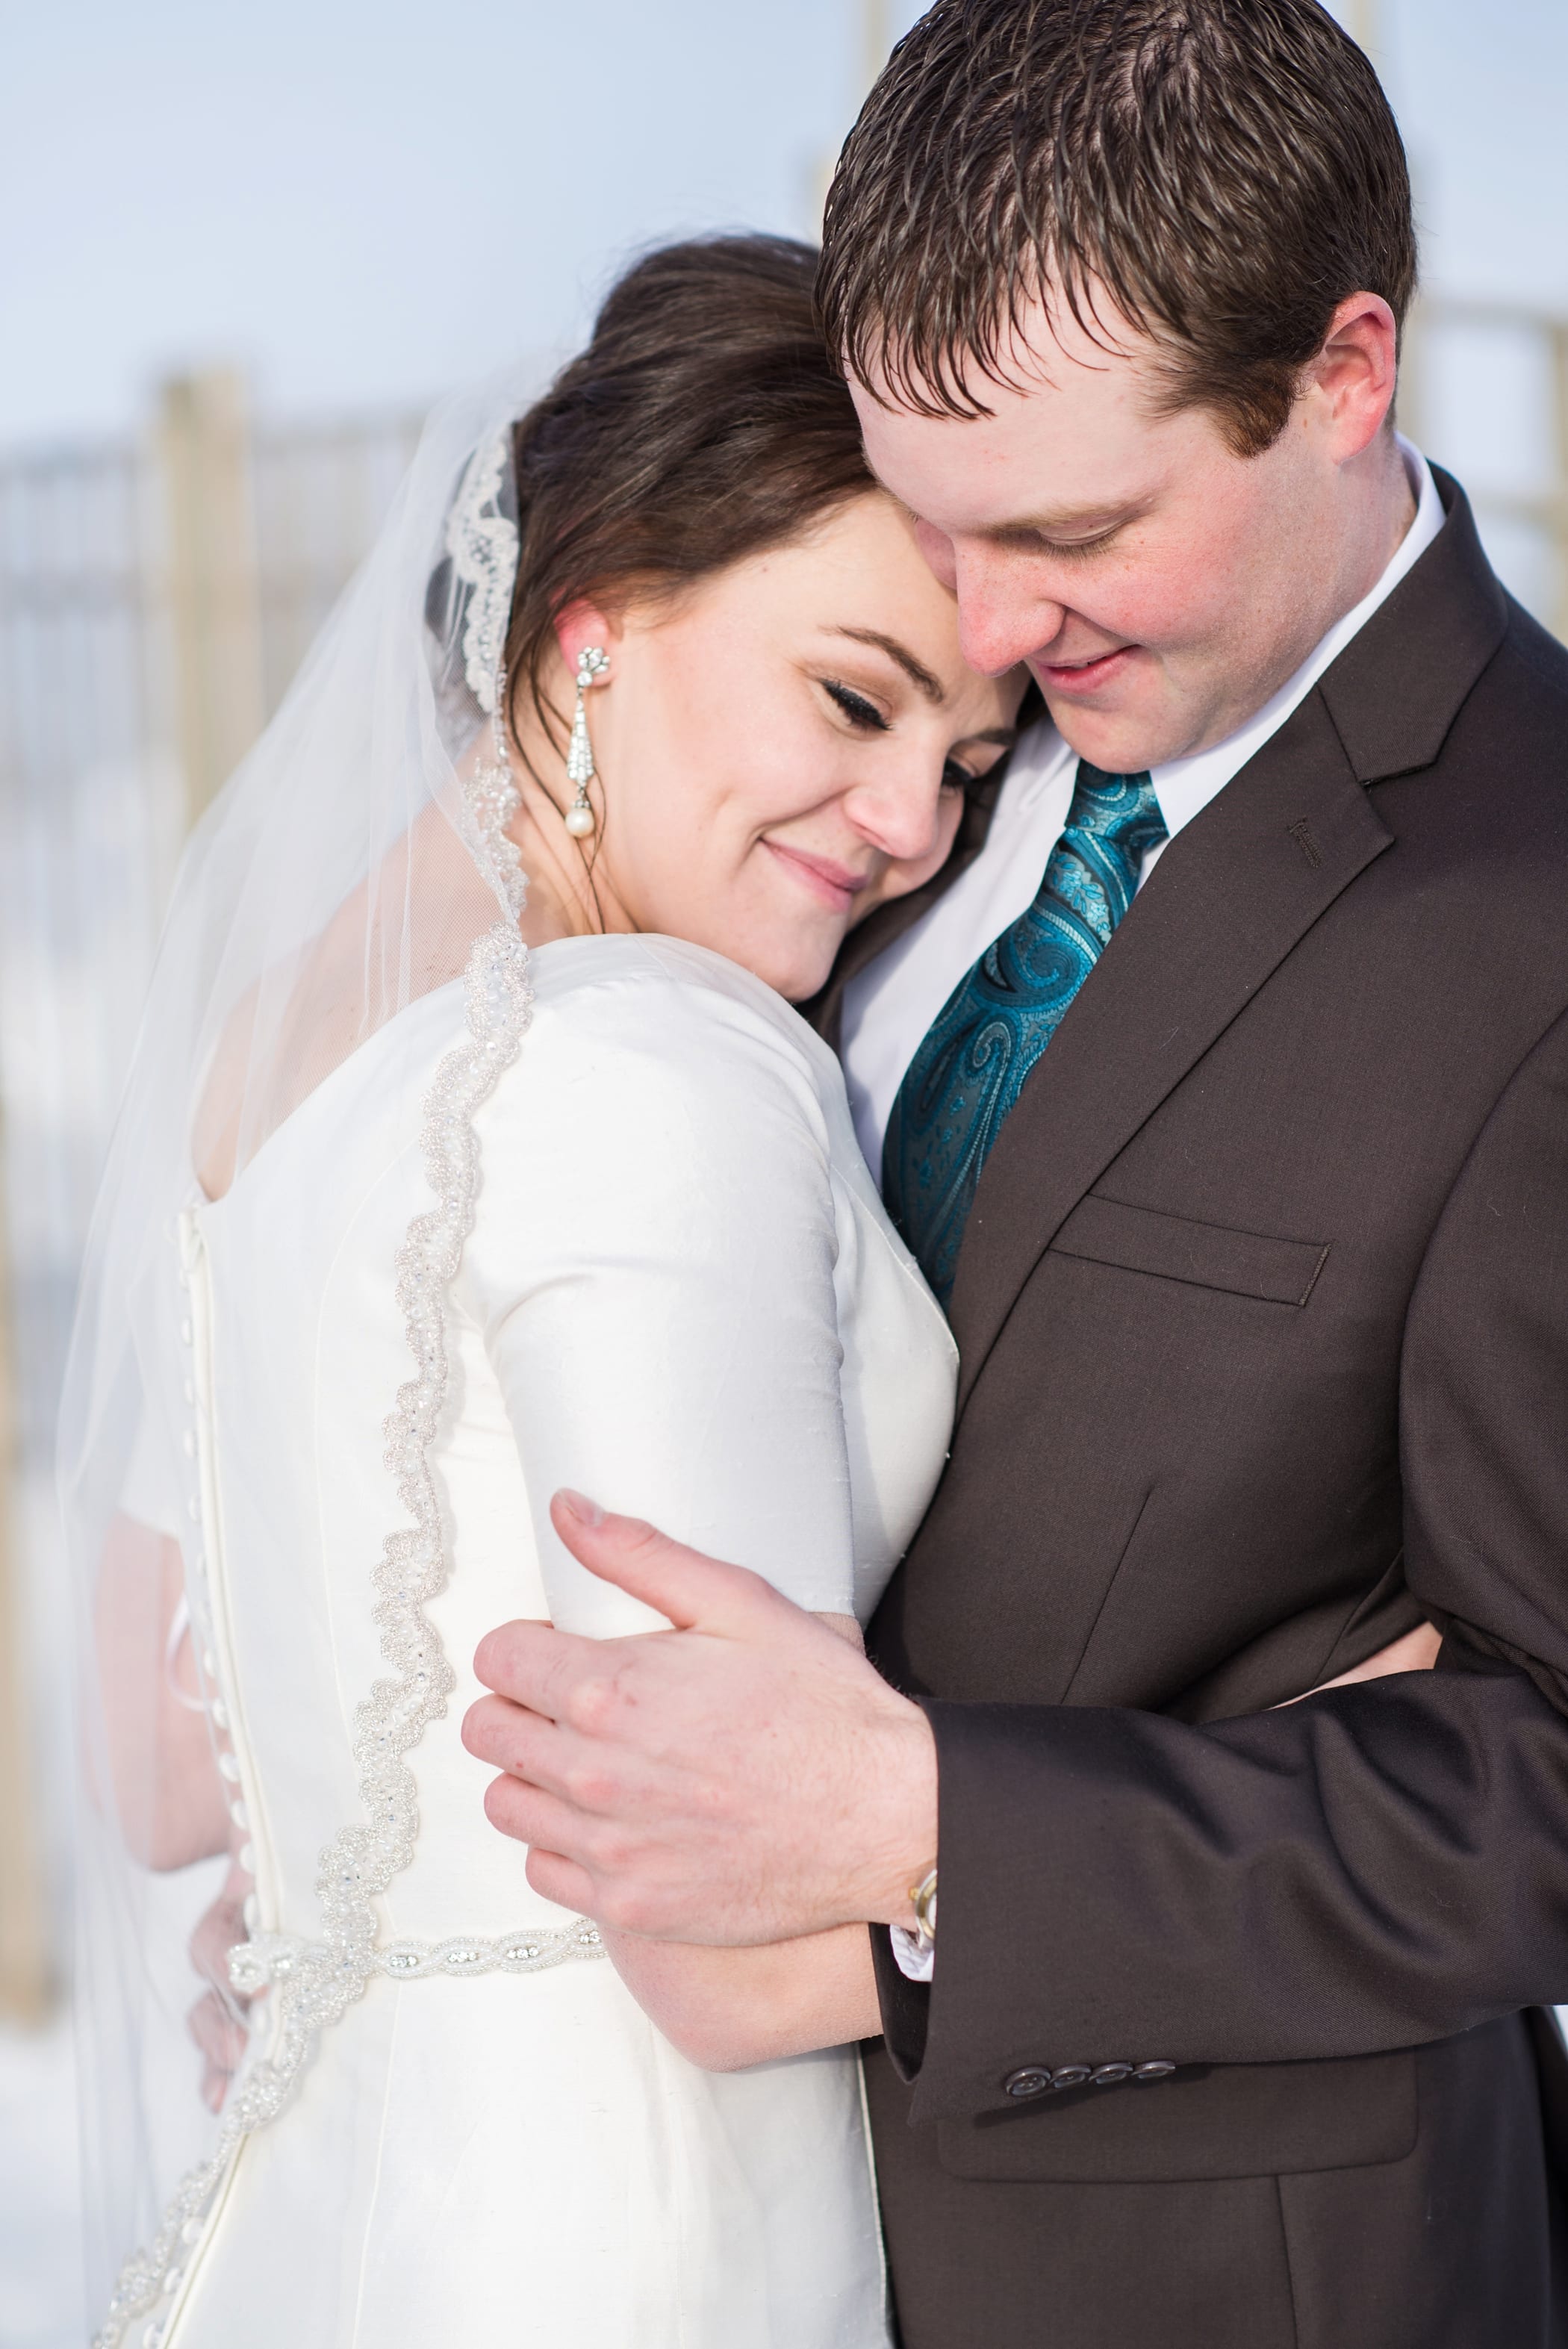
{"left": 1049, "top": 1192, "right": 1330, "bottom": 1307}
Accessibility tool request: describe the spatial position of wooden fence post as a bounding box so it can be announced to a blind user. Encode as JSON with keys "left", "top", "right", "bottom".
{"left": 1397, "top": 294, "right": 1430, "bottom": 458}
{"left": 156, "top": 369, "right": 266, "bottom": 830}
{"left": 860, "top": 0, "right": 890, "bottom": 91}
{"left": 1549, "top": 324, "right": 1568, "bottom": 647}
{"left": 0, "top": 1101, "right": 49, "bottom": 2024}
{"left": 1343, "top": 0, "right": 1380, "bottom": 55}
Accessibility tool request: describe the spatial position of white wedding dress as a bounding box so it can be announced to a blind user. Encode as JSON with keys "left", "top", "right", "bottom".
{"left": 135, "top": 929, "right": 956, "bottom": 2349}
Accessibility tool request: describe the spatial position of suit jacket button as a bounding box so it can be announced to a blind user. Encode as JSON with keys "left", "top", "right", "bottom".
{"left": 1003, "top": 2066, "right": 1054, "bottom": 2100}
{"left": 1050, "top": 2065, "right": 1093, "bottom": 2090}
{"left": 1091, "top": 2062, "right": 1133, "bottom": 2085}
{"left": 1134, "top": 2060, "right": 1176, "bottom": 2080}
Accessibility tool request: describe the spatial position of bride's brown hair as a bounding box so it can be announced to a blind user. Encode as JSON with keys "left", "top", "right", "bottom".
{"left": 500, "top": 234, "right": 874, "bottom": 758}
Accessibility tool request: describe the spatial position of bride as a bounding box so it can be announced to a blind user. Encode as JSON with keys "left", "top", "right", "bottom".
{"left": 67, "top": 234, "right": 1024, "bottom": 2348}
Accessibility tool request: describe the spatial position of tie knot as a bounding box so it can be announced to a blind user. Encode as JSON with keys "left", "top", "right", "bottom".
{"left": 1068, "top": 762, "right": 1167, "bottom": 856}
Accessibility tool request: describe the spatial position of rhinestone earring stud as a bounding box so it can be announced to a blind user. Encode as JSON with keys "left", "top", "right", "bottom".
{"left": 564, "top": 646, "right": 611, "bottom": 838}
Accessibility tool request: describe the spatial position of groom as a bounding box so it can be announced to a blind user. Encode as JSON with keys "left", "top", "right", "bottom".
{"left": 466, "top": 4, "right": 1568, "bottom": 2342}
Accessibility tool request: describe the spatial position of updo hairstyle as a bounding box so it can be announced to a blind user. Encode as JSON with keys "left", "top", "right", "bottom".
{"left": 500, "top": 234, "right": 875, "bottom": 759}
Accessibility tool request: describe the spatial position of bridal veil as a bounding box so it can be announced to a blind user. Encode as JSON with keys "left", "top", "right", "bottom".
{"left": 60, "top": 373, "right": 546, "bottom": 2327}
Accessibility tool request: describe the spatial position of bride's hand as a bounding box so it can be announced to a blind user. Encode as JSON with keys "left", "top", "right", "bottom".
{"left": 186, "top": 1855, "right": 262, "bottom": 2114}
{"left": 189, "top": 1988, "right": 249, "bottom": 2117}
{"left": 1278, "top": 1620, "right": 1443, "bottom": 1708}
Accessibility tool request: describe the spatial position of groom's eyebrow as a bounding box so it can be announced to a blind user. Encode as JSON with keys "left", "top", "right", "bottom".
{"left": 827, "top": 626, "right": 945, "bottom": 703}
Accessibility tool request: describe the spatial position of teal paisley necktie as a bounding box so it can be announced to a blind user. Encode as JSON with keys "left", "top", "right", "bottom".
{"left": 884, "top": 762, "right": 1168, "bottom": 1305}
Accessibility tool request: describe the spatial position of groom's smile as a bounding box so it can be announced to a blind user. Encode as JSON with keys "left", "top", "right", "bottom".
{"left": 1032, "top": 640, "right": 1140, "bottom": 699}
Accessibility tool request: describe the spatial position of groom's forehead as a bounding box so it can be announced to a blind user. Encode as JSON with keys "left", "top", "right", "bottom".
{"left": 845, "top": 298, "right": 1202, "bottom": 508}
{"left": 849, "top": 286, "right": 1150, "bottom": 393}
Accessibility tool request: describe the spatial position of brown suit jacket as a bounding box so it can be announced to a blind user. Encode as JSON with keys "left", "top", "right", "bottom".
{"left": 813, "top": 475, "right": 1568, "bottom": 2348}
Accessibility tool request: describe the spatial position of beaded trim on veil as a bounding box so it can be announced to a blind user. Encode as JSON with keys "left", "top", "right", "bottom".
{"left": 96, "top": 443, "right": 606, "bottom": 2348}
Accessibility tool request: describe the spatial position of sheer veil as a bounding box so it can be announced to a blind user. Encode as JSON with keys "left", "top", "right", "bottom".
{"left": 60, "top": 370, "right": 544, "bottom": 2335}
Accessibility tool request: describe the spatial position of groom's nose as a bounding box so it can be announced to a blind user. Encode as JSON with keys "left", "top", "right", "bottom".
{"left": 950, "top": 540, "right": 1069, "bottom": 679}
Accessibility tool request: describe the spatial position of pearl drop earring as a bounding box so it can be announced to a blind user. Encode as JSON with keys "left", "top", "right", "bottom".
{"left": 564, "top": 646, "right": 611, "bottom": 838}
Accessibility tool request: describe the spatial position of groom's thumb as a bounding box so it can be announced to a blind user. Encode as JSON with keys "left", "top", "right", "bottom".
{"left": 549, "top": 1490, "right": 783, "bottom": 1636}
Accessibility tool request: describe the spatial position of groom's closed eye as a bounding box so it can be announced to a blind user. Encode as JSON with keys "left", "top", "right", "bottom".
{"left": 989, "top": 502, "right": 1151, "bottom": 562}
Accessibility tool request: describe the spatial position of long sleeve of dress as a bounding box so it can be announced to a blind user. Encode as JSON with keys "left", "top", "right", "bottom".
{"left": 458, "top": 941, "right": 860, "bottom": 1639}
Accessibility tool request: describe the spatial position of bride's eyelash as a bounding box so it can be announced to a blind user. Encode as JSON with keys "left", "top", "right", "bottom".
{"left": 821, "top": 677, "right": 980, "bottom": 795}
{"left": 822, "top": 679, "right": 889, "bottom": 732}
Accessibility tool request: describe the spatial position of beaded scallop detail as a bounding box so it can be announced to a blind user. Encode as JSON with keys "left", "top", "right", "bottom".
{"left": 445, "top": 431, "right": 517, "bottom": 718}
{"left": 95, "top": 807, "right": 602, "bottom": 2348}
{"left": 447, "top": 430, "right": 529, "bottom": 927}
{"left": 228, "top": 1917, "right": 603, "bottom": 1997}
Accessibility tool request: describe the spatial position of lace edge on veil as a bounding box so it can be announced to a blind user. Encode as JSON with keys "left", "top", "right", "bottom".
{"left": 95, "top": 892, "right": 602, "bottom": 2349}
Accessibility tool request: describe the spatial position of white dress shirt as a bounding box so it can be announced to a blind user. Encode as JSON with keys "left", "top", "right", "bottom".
{"left": 843, "top": 439, "right": 1446, "bottom": 1187}
{"left": 859, "top": 439, "right": 1446, "bottom": 1982}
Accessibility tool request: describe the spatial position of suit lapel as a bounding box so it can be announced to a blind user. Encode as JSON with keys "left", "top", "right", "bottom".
{"left": 949, "top": 694, "right": 1389, "bottom": 1410}
{"left": 948, "top": 468, "right": 1509, "bottom": 1414}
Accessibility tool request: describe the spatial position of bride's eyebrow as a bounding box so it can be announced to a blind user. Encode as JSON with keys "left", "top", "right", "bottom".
{"left": 823, "top": 626, "right": 944, "bottom": 703}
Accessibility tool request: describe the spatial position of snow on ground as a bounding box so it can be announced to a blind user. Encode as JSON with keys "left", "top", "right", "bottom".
{"left": 0, "top": 2009, "right": 84, "bottom": 2349}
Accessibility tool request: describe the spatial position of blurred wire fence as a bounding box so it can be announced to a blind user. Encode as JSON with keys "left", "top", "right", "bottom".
{"left": 0, "top": 376, "right": 422, "bottom": 2017}
{"left": 1, "top": 300, "right": 1568, "bottom": 2022}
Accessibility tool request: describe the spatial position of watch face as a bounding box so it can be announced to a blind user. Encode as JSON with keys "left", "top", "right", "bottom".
{"left": 911, "top": 1867, "right": 937, "bottom": 1944}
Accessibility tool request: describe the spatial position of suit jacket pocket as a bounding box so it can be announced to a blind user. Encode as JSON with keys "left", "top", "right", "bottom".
{"left": 1050, "top": 1192, "right": 1330, "bottom": 1307}
{"left": 936, "top": 2047, "right": 1416, "bottom": 2184}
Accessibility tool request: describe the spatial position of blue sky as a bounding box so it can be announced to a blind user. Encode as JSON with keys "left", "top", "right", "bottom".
{"left": 0, "top": 1, "right": 1564, "bottom": 447}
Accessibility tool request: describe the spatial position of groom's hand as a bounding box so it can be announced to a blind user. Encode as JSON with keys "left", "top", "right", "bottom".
{"left": 461, "top": 1492, "right": 937, "bottom": 1944}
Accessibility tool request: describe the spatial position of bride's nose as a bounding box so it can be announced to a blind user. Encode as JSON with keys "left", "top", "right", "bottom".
{"left": 841, "top": 757, "right": 947, "bottom": 865}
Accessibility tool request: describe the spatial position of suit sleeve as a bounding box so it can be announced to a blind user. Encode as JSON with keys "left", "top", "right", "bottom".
{"left": 897, "top": 1003, "right": 1568, "bottom": 2123}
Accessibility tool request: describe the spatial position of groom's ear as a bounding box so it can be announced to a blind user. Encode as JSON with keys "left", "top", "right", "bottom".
{"left": 553, "top": 600, "right": 621, "bottom": 674}
{"left": 1299, "top": 290, "right": 1402, "bottom": 461}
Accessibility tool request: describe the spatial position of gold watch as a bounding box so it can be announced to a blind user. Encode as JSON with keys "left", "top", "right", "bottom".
{"left": 909, "top": 1866, "right": 938, "bottom": 1950}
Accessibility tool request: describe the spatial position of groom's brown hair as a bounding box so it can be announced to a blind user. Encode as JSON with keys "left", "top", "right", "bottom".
{"left": 818, "top": 0, "right": 1416, "bottom": 457}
